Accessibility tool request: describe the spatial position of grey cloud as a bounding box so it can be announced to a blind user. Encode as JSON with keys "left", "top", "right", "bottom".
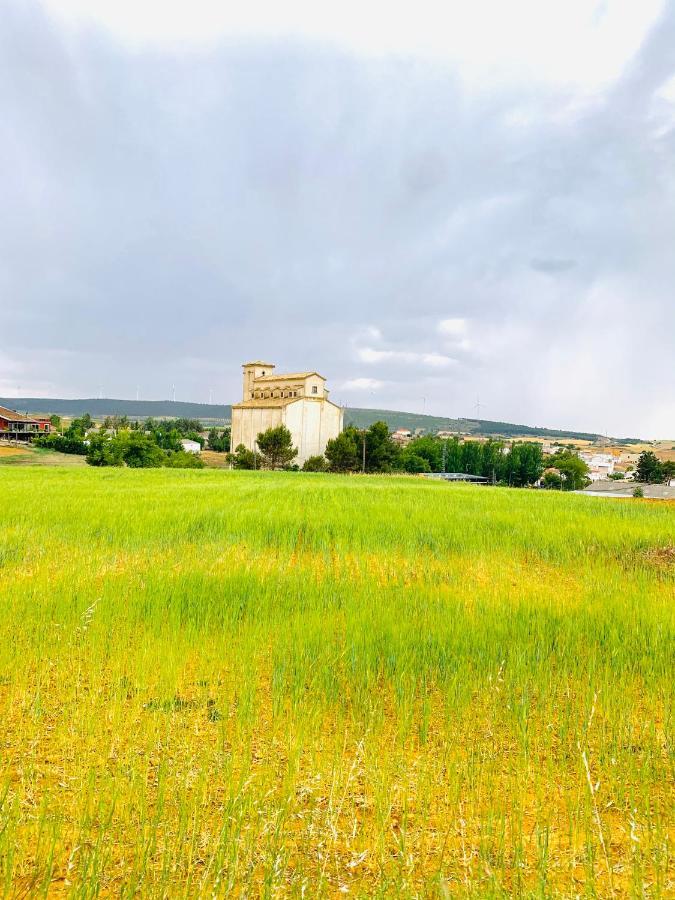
{"left": 1, "top": 1, "right": 674, "bottom": 434}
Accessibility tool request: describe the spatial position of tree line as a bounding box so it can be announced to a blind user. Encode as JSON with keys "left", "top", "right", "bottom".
{"left": 229, "top": 423, "right": 589, "bottom": 488}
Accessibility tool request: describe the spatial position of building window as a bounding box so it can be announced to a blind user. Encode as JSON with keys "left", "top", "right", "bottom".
{"left": 312, "top": 386, "right": 318, "bottom": 394}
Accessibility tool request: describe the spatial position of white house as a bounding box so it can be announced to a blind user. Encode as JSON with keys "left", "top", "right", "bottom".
{"left": 181, "top": 439, "right": 201, "bottom": 455}
{"left": 580, "top": 452, "right": 615, "bottom": 482}
{"left": 230, "top": 361, "right": 343, "bottom": 466}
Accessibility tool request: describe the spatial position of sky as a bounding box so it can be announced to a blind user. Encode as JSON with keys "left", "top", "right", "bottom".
{"left": 1, "top": 1, "right": 674, "bottom": 437}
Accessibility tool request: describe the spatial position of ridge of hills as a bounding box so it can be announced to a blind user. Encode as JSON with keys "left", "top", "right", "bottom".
{"left": 0, "top": 397, "right": 642, "bottom": 443}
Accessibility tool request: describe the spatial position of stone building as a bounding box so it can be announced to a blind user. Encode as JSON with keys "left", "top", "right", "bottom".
{"left": 231, "top": 362, "right": 343, "bottom": 465}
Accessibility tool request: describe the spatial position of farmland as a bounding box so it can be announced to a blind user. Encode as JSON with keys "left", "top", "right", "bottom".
{"left": 0, "top": 469, "right": 672, "bottom": 896}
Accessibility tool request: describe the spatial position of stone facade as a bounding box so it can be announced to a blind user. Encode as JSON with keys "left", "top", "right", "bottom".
{"left": 231, "top": 362, "right": 343, "bottom": 465}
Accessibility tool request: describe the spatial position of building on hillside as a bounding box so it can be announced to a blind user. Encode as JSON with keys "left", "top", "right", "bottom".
{"left": 0, "top": 406, "right": 52, "bottom": 443}
{"left": 231, "top": 362, "right": 343, "bottom": 465}
{"left": 391, "top": 428, "right": 412, "bottom": 446}
{"left": 580, "top": 451, "right": 615, "bottom": 482}
{"left": 180, "top": 439, "right": 201, "bottom": 455}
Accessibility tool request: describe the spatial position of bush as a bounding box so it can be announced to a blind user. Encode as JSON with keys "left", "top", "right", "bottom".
{"left": 633, "top": 486, "right": 644, "bottom": 499}
{"left": 401, "top": 453, "right": 431, "bottom": 474}
{"left": 165, "top": 451, "right": 205, "bottom": 469}
{"left": 229, "top": 444, "right": 257, "bottom": 470}
{"left": 302, "top": 455, "right": 328, "bottom": 472}
{"left": 34, "top": 434, "right": 87, "bottom": 455}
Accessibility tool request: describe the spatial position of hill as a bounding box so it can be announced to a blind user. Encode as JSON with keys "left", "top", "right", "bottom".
{"left": 1, "top": 397, "right": 640, "bottom": 442}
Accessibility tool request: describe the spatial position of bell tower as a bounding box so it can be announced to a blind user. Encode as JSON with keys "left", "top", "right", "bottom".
{"left": 242, "top": 361, "right": 275, "bottom": 400}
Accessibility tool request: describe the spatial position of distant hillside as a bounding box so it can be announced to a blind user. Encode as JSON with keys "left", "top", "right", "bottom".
{"left": 343, "top": 408, "right": 636, "bottom": 442}
{"left": 1, "top": 397, "right": 232, "bottom": 422}
{"left": 1, "top": 397, "right": 641, "bottom": 442}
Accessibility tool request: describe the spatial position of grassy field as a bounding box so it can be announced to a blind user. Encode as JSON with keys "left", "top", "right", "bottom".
{"left": 0, "top": 445, "right": 86, "bottom": 467}
{"left": 0, "top": 469, "right": 672, "bottom": 897}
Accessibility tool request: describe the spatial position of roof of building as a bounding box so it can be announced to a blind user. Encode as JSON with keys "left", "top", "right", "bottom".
{"left": 242, "top": 360, "right": 275, "bottom": 367}
{"left": 232, "top": 397, "right": 298, "bottom": 409}
{"left": 253, "top": 371, "right": 324, "bottom": 382}
{"left": 0, "top": 405, "right": 37, "bottom": 423}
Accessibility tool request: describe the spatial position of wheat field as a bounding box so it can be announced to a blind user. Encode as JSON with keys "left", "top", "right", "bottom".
{"left": 0, "top": 468, "right": 672, "bottom": 897}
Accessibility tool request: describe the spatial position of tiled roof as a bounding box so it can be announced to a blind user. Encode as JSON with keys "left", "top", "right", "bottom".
{"left": 243, "top": 361, "right": 275, "bottom": 367}
{"left": 254, "top": 371, "right": 324, "bottom": 382}
{"left": 231, "top": 398, "right": 298, "bottom": 409}
{"left": 0, "top": 405, "right": 36, "bottom": 423}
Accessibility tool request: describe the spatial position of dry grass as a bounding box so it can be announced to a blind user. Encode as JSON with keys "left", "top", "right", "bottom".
{"left": 0, "top": 468, "right": 673, "bottom": 897}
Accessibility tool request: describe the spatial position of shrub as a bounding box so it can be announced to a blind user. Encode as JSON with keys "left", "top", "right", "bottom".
{"left": 34, "top": 434, "right": 87, "bottom": 455}
{"left": 165, "top": 451, "right": 205, "bottom": 469}
{"left": 302, "top": 455, "right": 328, "bottom": 472}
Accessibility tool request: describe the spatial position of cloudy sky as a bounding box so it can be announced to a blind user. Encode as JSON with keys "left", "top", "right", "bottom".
{"left": 2, "top": 1, "right": 674, "bottom": 436}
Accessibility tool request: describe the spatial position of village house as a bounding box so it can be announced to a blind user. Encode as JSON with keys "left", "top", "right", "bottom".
{"left": 0, "top": 406, "right": 52, "bottom": 443}
{"left": 230, "top": 362, "right": 343, "bottom": 465}
{"left": 180, "top": 439, "right": 201, "bottom": 455}
{"left": 391, "top": 428, "right": 412, "bottom": 446}
{"left": 580, "top": 451, "right": 615, "bottom": 482}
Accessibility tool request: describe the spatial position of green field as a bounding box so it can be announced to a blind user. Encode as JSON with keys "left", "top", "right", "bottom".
{"left": 0, "top": 469, "right": 672, "bottom": 896}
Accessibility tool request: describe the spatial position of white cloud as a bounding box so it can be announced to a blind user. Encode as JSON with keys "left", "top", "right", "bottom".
{"left": 41, "top": 0, "right": 663, "bottom": 92}
{"left": 341, "top": 377, "right": 384, "bottom": 391}
{"left": 357, "top": 348, "right": 456, "bottom": 368}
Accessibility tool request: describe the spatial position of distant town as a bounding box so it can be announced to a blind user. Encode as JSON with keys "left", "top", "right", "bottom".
{"left": 2, "top": 361, "right": 673, "bottom": 499}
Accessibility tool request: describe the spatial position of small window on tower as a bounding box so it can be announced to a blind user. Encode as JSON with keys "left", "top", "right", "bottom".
{"left": 312, "top": 386, "right": 318, "bottom": 394}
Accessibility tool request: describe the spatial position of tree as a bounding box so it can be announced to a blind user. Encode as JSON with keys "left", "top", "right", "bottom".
{"left": 662, "top": 460, "right": 675, "bottom": 483}
{"left": 635, "top": 451, "right": 663, "bottom": 484}
{"left": 363, "top": 422, "right": 400, "bottom": 473}
{"left": 542, "top": 470, "right": 563, "bottom": 490}
{"left": 49, "top": 414, "right": 62, "bottom": 430}
{"left": 547, "top": 449, "right": 590, "bottom": 491}
{"left": 85, "top": 433, "right": 125, "bottom": 467}
{"left": 444, "top": 437, "right": 463, "bottom": 473}
{"left": 402, "top": 436, "right": 442, "bottom": 472}
{"left": 207, "top": 427, "right": 231, "bottom": 452}
{"left": 229, "top": 444, "right": 256, "bottom": 470}
{"left": 302, "top": 455, "right": 328, "bottom": 472}
{"left": 165, "top": 451, "right": 205, "bottom": 469}
{"left": 325, "top": 430, "right": 360, "bottom": 472}
{"left": 256, "top": 425, "right": 298, "bottom": 470}
{"left": 401, "top": 453, "right": 431, "bottom": 473}
{"left": 66, "top": 414, "right": 94, "bottom": 439}
{"left": 34, "top": 434, "right": 87, "bottom": 455}
{"left": 116, "top": 432, "right": 166, "bottom": 468}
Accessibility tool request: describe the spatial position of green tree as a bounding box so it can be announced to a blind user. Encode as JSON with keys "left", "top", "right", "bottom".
{"left": 302, "top": 455, "right": 328, "bottom": 472}
{"left": 85, "top": 433, "right": 125, "bottom": 467}
{"left": 402, "top": 436, "right": 442, "bottom": 472}
{"left": 66, "top": 414, "right": 94, "bottom": 439}
{"left": 635, "top": 451, "right": 663, "bottom": 483}
{"left": 363, "top": 422, "right": 400, "bottom": 473}
{"left": 229, "top": 444, "right": 257, "bottom": 470}
{"left": 255, "top": 425, "right": 298, "bottom": 470}
{"left": 207, "top": 427, "right": 231, "bottom": 452}
{"left": 165, "top": 451, "right": 205, "bottom": 469}
{"left": 444, "top": 437, "right": 463, "bottom": 472}
{"left": 400, "top": 453, "right": 431, "bottom": 473}
{"left": 662, "top": 460, "right": 675, "bottom": 483}
{"left": 49, "top": 414, "right": 62, "bottom": 430}
{"left": 117, "top": 432, "right": 166, "bottom": 468}
{"left": 547, "top": 449, "right": 590, "bottom": 490}
{"left": 325, "top": 430, "right": 360, "bottom": 472}
{"left": 542, "top": 470, "right": 563, "bottom": 490}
